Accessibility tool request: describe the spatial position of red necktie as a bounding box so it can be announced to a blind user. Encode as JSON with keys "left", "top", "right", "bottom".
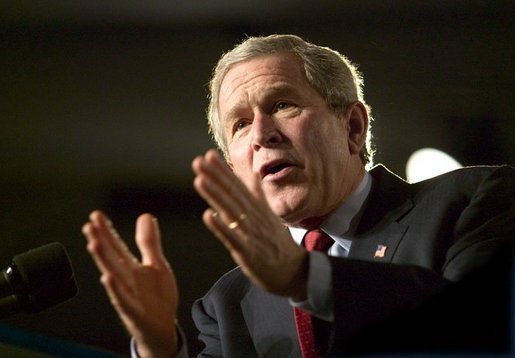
{"left": 294, "top": 229, "right": 333, "bottom": 358}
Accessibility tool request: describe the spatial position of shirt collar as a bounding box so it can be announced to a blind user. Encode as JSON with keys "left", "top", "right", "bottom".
{"left": 289, "top": 171, "right": 372, "bottom": 246}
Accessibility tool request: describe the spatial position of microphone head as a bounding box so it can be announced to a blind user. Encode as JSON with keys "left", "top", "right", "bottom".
{"left": 12, "top": 242, "right": 78, "bottom": 313}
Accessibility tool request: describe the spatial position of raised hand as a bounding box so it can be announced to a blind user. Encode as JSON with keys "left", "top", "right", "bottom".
{"left": 192, "top": 149, "right": 308, "bottom": 300}
{"left": 82, "top": 211, "right": 179, "bottom": 358}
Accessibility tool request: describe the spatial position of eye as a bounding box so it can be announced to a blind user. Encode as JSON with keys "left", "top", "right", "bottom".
{"left": 275, "top": 101, "right": 291, "bottom": 111}
{"left": 234, "top": 120, "right": 250, "bottom": 133}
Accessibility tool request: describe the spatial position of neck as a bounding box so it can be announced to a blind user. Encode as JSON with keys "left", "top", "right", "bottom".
{"left": 285, "top": 165, "right": 366, "bottom": 230}
{"left": 294, "top": 215, "right": 330, "bottom": 230}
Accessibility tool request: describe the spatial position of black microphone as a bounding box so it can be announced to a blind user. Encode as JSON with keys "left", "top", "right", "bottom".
{"left": 0, "top": 242, "right": 78, "bottom": 318}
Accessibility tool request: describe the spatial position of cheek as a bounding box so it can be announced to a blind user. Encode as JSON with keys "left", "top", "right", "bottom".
{"left": 300, "top": 127, "right": 330, "bottom": 164}
{"left": 228, "top": 145, "right": 253, "bottom": 178}
{"left": 304, "top": 125, "right": 347, "bottom": 184}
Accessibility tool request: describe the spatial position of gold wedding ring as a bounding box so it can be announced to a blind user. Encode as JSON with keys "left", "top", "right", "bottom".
{"left": 228, "top": 213, "right": 247, "bottom": 230}
{"left": 228, "top": 221, "right": 240, "bottom": 229}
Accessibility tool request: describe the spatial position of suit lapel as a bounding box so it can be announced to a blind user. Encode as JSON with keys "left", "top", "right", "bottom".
{"left": 349, "top": 165, "right": 414, "bottom": 263}
{"left": 241, "top": 285, "right": 301, "bottom": 357}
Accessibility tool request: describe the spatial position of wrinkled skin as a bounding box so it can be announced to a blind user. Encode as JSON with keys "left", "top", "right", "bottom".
{"left": 82, "top": 52, "right": 368, "bottom": 357}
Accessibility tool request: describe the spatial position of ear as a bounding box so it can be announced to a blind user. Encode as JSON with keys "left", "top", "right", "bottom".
{"left": 345, "top": 101, "right": 369, "bottom": 156}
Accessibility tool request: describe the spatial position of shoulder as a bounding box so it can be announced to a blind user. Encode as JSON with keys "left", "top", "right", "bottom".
{"left": 370, "top": 163, "right": 513, "bottom": 188}
{"left": 200, "top": 266, "right": 250, "bottom": 304}
{"left": 416, "top": 164, "right": 513, "bottom": 187}
{"left": 366, "top": 164, "right": 514, "bottom": 228}
{"left": 410, "top": 165, "right": 514, "bottom": 200}
{"left": 192, "top": 265, "right": 250, "bottom": 324}
{"left": 363, "top": 164, "right": 512, "bottom": 213}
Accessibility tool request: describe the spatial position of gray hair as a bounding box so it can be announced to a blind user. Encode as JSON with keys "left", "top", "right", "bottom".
{"left": 207, "top": 34, "right": 374, "bottom": 166}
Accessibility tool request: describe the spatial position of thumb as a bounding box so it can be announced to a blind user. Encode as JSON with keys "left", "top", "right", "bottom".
{"left": 136, "top": 213, "right": 167, "bottom": 268}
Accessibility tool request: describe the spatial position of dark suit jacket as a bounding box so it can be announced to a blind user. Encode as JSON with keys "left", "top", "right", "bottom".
{"left": 192, "top": 165, "right": 514, "bottom": 357}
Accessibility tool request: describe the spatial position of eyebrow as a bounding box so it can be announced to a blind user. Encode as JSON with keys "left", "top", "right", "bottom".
{"left": 226, "top": 83, "right": 298, "bottom": 114}
{"left": 223, "top": 101, "right": 247, "bottom": 125}
{"left": 263, "top": 83, "right": 298, "bottom": 100}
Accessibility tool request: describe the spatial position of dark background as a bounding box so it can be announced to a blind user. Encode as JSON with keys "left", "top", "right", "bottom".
{"left": 1, "top": 1, "right": 513, "bottom": 355}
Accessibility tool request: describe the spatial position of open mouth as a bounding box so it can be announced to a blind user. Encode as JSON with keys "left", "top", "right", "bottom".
{"left": 267, "top": 162, "right": 291, "bottom": 174}
{"left": 261, "top": 161, "right": 295, "bottom": 178}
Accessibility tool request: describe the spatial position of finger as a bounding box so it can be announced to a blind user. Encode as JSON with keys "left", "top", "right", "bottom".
{"left": 86, "top": 211, "right": 135, "bottom": 268}
{"left": 204, "top": 150, "right": 265, "bottom": 218}
{"left": 193, "top": 160, "right": 255, "bottom": 227}
{"left": 84, "top": 224, "right": 136, "bottom": 290}
{"left": 248, "top": 171, "right": 267, "bottom": 202}
{"left": 192, "top": 149, "right": 228, "bottom": 177}
{"left": 82, "top": 212, "right": 136, "bottom": 285}
{"left": 101, "top": 272, "right": 140, "bottom": 318}
{"left": 203, "top": 209, "right": 259, "bottom": 280}
{"left": 135, "top": 213, "right": 168, "bottom": 269}
{"left": 194, "top": 151, "right": 269, "bottom": 236}
{"left": 195, "top": 176, "right": 245, "bottom": 222}
{"left": 193, "top": 151, "right": 250, "bottom": 210}
{"left": 205, "top": 150, "right": 252, "bottom": 197}
{"left": 90, "top": 210, "right": 135, "bottom": 263}
{"left": 203, "top": 209, "right": 246, "bottom": 254}
{"left": 83, "top": 222, "right": 112, "bottom": 275}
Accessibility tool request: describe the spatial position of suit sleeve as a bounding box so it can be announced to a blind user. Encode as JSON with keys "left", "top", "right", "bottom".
{"left": 442, "top": 165, "right": 515, "bottom": 279}
{"left": 191, "top": 268, "right": 257, "bottom": 358}
{"left": 322, "top": 165, "right": 514, "bottom": 355}
{"left": 192, "top": 298, "right": 223, "bottom": 357}
{"left": 324, "top": 258, "right": 448, "bottom": 353}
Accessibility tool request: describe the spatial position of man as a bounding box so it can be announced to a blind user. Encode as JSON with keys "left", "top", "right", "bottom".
{"left": 82, "top": 35, "right": 514, "bottom": 357}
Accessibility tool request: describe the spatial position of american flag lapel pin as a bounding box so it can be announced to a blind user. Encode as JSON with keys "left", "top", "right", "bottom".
{"left": 374, "top": 244, "right": 387, "bottom": 258}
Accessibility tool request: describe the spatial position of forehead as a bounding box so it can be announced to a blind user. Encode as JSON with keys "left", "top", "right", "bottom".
{"left": 218, "top": 53, "right": 308, "bottom": 108}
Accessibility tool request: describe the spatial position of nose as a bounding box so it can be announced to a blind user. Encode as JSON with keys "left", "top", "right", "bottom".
{"left": 251, "top": 111, "right": 282, "bottom": 151}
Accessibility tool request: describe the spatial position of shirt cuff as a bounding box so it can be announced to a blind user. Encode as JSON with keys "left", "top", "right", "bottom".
{"left": 290, "top": 250, "right": 334, "bottom": 321}
{"left": 130, "top": 324, "right": 188, "bottom": 358}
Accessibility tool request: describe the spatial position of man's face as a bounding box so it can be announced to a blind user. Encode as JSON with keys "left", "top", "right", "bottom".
{"left": 218, "top": 53, "right": 364, "bottom": 227}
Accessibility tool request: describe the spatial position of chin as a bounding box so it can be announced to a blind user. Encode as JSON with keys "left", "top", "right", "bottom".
{"left": 270, "top": 200, "right": 309, "bottom": 225}
{"left": 269, "top": 202, "right": 289, "bottom": 219}
{"left": 265, "top": 186, "right": 310, "bottom": 218}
